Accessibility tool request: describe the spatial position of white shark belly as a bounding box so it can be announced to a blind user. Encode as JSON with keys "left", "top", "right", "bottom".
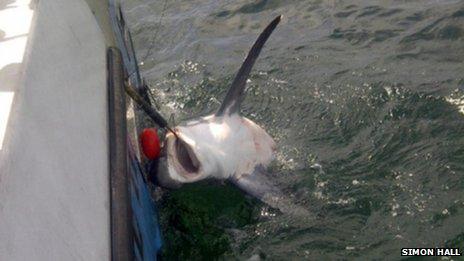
{"left": 177, "top": 114, "right": 275, "bottom": 180}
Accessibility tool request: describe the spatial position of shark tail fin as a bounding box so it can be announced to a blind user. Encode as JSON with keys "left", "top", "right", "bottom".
{"left": 216, "top": 15, "right": 282, "bottom": 116}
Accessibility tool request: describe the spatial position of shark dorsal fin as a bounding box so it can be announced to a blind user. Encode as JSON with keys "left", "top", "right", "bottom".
{"left": 216, "top": 15, "right": 282, "bottom": 116}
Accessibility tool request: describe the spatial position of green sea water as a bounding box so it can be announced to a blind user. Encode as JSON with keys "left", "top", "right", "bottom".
{"left": 124, "top": 0, "right": 464, "bottom": 259}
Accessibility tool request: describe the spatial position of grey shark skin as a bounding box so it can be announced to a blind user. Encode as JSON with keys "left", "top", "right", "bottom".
{"left": 156, "top": 16, "right": 310, "bottom": 217}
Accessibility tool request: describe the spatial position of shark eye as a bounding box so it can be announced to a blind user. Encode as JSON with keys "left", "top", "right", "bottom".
{"left": 174, "top": 137, "right": 200, "bottom": 174}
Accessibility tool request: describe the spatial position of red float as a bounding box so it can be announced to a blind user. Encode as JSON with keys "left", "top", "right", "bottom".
{"left": 140, "top": 128, "right": 161, "bottom": 160}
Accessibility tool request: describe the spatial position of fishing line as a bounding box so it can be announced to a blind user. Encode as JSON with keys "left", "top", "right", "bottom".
{"left": 141, "top": 0, "right": 169, "bottom": 62}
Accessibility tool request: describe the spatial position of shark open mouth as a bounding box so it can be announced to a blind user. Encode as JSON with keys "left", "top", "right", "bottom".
{"left": 174, "top": 137, "right": 200, "bottom": 175}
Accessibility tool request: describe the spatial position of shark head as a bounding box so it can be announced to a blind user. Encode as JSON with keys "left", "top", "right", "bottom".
{"left": 156, "top": 16, "right": 281, "bottom": 189}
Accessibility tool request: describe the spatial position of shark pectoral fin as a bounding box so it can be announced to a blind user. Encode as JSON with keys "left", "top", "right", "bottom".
{"left": 230, "top": 166, "right": 314, "bottom": 219}
{"left": 216, "top": 15, "right": 282, "bottom": 116}
{"left": 230, "top": 166, "right": 281, "bottom": 203}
